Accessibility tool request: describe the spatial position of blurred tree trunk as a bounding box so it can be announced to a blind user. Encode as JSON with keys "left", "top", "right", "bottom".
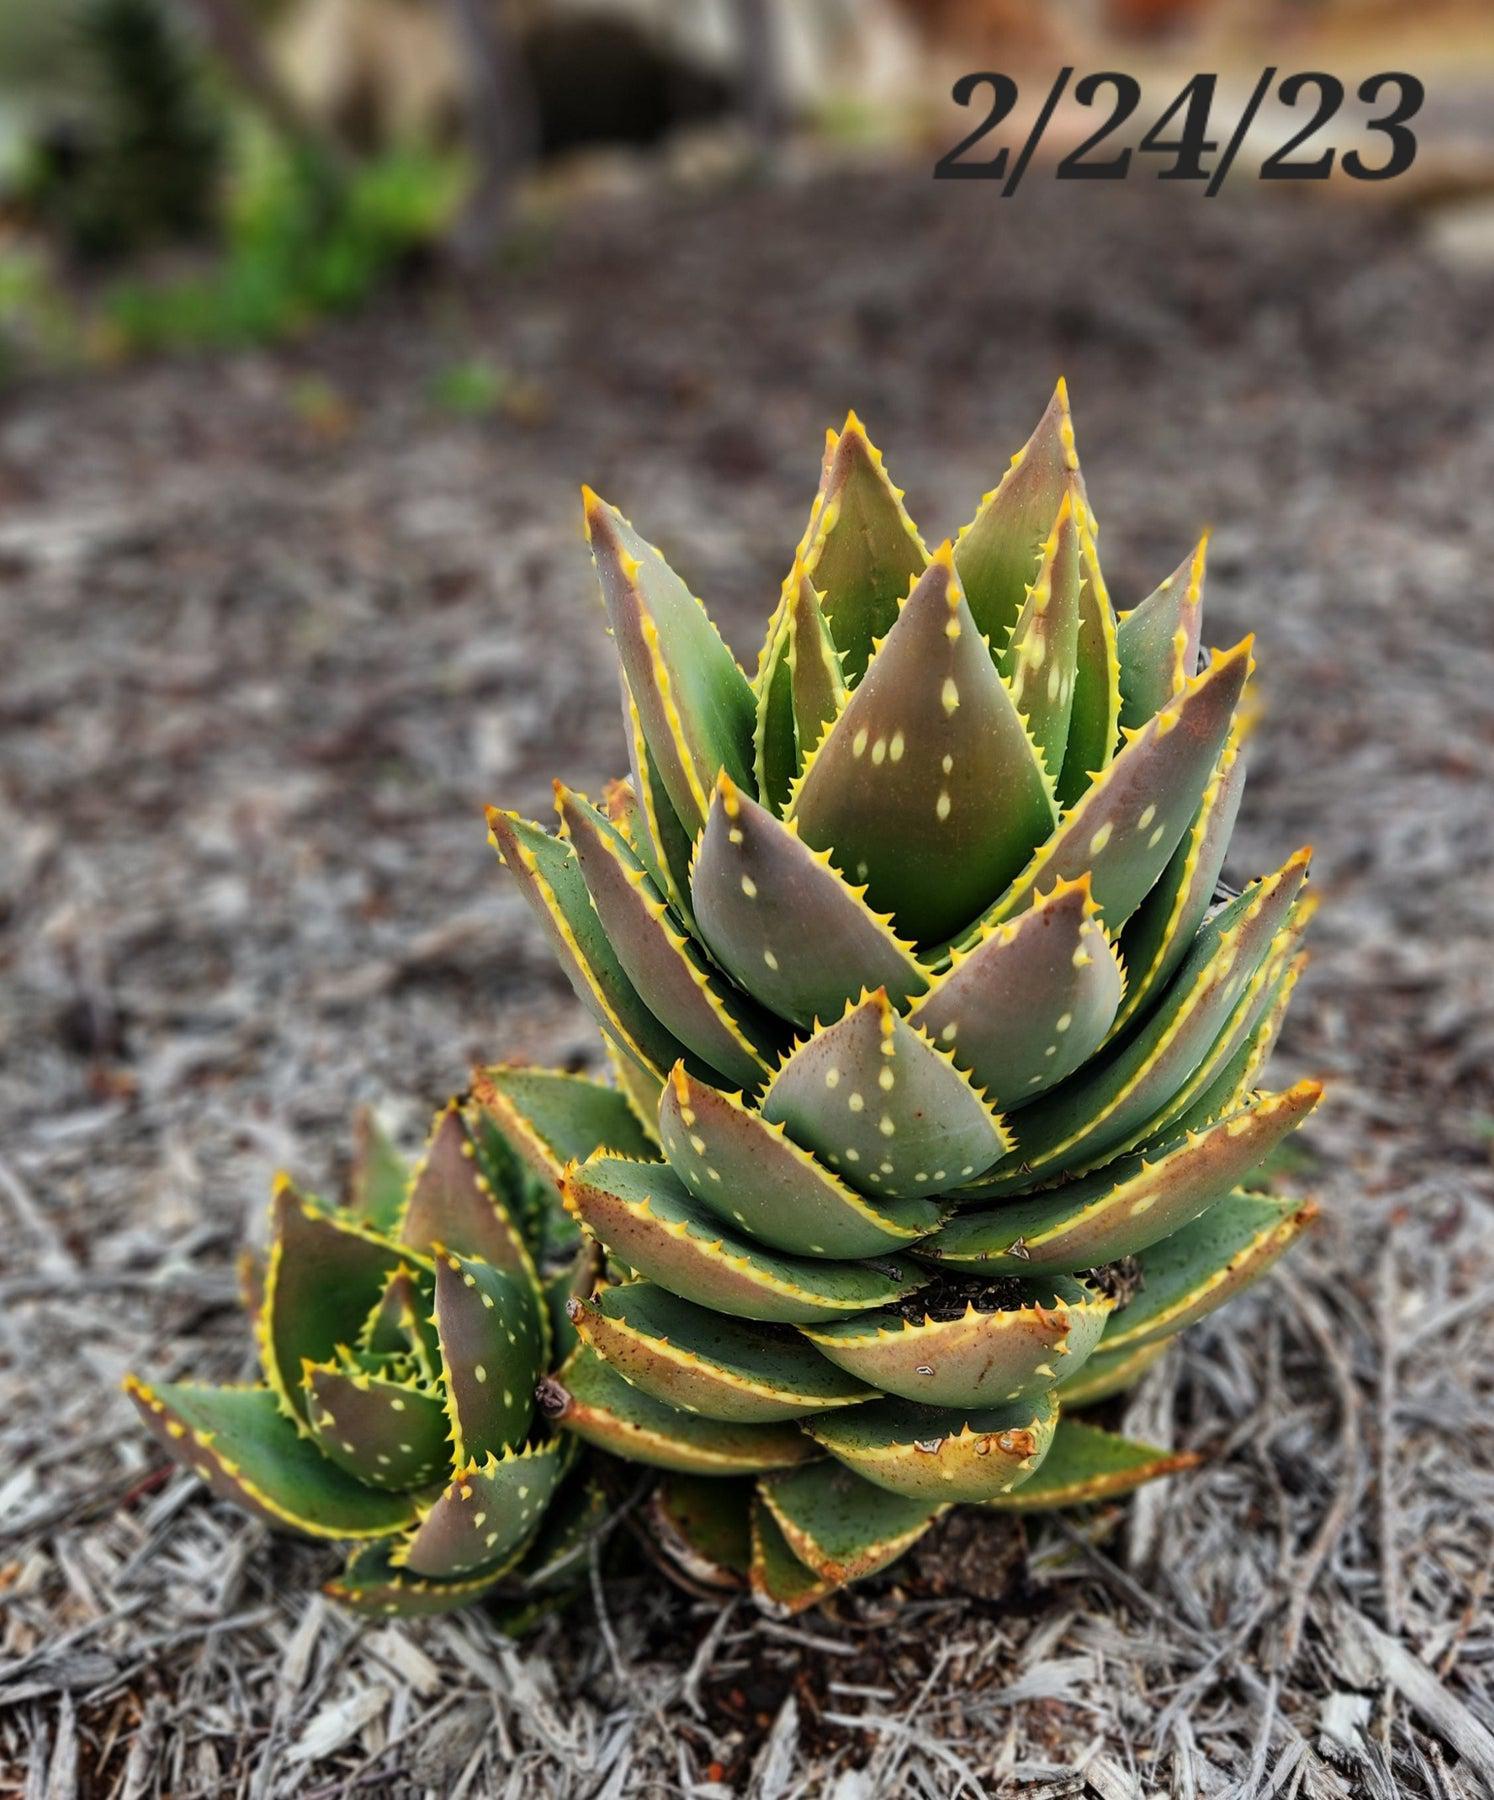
{"left": 444, "top": 0, "right": 536, "bottom": 267}
{"left": 734, "top": 0, "right": 785, "bottom": 149}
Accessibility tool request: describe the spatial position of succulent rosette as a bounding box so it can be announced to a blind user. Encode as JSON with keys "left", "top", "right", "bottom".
{"left": 480, "top": 384, "right": 1322, "bottom": 1611}
{"left": 126, "top": 1102, "right": 612, "bottom": 1619}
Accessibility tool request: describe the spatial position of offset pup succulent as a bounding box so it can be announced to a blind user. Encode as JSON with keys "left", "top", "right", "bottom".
{"left": 480, "top": 383, "right": 1322, "bottom": 1611}
{"left": 126, "top": 1102, "right": 612, "bottom": 1618}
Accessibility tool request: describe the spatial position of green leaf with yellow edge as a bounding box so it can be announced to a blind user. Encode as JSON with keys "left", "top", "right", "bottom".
{"left": 954, "top": 380, "right": 1086, "bottom": 653}
{"left": 543, "top": 1345, "right": 814, "bottom": 1474}
{"left": 569, "top": 1280, "right": 873, "bottom": 1422}
{"left": 258, "top": 1179, "right": 407, "bottom": 1423}
{"left": 926, "top": 1080, "right": 1323, "bottom": 1274}
{"left": 556, "top": 785, "right": 777, "bottom": 1091}
{"left": 1055, "top": 1338, "right": 1169, "bottom": 1409}
{"left": 562, "top": 1154, "right": 927, "bottom": 1325}
{"left": 487, "top": 806, "right": 692, "bottom": 1080}
{"left": 658, "top": 1062, "right": 942, "bottom": 1258}
{"left": 622, "top": 691, "right": 698, "bottom": 929}
{"left": 984, "top": 1418, "right": 1199, "bottom": 1510}
{"left": 1141, "top": 893, "right": 1316, "bottom": 1150}
{"left": 1002, "top": 849, "right": 1311, "bottom": 1180}
{"left": 998, "top": 490, "right": 1084, "bottom": 781}
{"left": 473, "top": 1065, "right": 659, "bottom": 1194}
{"left": 759, "top": 1460, "right": 941, "bottom": 1584}
{"left": 325, "top": 1538, "right": 518, "bottom": 1618}
{"left": 651, "top": 1474, "right": 753, "bottom": 1590}
{"left": 395, "top": 1440, "right": 565, "bottom": 1578}
{"left": 960, "top": 637, "right": 1252, "bottom": 947}
{"left": 1117, "top": 535, "right": 1207, "bottom": 730}
{"left": 124, "top": 1378, "right": 417, "bottom": 1539}
{"left": 1056, "top": 516, "right": 1123, "bottom": 807}
{"left": 399, "top": 1102, "right": 537, "bottom": 1281}
{"left": 761, "top": 990, "right": 1011, "bottom": 1203}
{"left": 347, "top": 1107, "right": 409, "bottom": 1235}
{"left": 1110, "top": 724, "right": 1246, "bottom": 1039}
{"left": 802, "top": 1275, "right": 1110, "bottom": 1408}
{"left": 605, "top": 1036, "right": 665, "bottom": 1144}
{"left": 432, "top": 1248, "right": 545, "bottom": 1464}
{"left": 690, "top": 774, "right": 929, "bottom": 1029}
{"left": 1172, "top": 949, "right": 1307, "bottom": 1136}
{"left": 804, "top": 1391, "right": 1058, "bottom": 1504}
{"left": 753, "top": 595, "right": 797, "bottom": 812}
{"left": 908, "top": 874, "right": 1123, "bottom": 1107}
{"left": 583, "top": 488, "right": 756, "bottom": 835}
{"left": 302, "top": 1362, "right": 450, "bottom": 1491}
{"left": 787, "top": 546, "right": 1057, "bottom": 947}
{"left": 750, "top": 1497, "right": 837, "bottom": 1615}
{"left": 800, "top": 412, "right": 928, "bottom": 684}
{"left": 1097, "top": 1190, "right": 1318, "bottom": 1355}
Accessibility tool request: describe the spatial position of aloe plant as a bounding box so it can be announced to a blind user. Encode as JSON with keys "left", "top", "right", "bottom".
{"left": 479, "top": 384, "right": 1322, "bottom": 1612}
{"left": 126, "top": 1102, "right": 612, "bottom": 1618}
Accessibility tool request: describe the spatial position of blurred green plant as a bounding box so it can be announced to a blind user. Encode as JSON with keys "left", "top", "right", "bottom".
{"left": 101, "top": 134, "right": 465, "bottom": 353}
{"left": 20, "top": 0, "right": 226, "bottom": 261}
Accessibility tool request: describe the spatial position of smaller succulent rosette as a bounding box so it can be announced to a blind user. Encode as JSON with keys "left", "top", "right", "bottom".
{"left": 126, "top": 1098, "right": 618, "bottom": 1619}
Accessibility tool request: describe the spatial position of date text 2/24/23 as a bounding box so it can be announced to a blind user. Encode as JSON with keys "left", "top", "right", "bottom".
{"left": 934, "top": 70, "right": 1422, "bottom": 198}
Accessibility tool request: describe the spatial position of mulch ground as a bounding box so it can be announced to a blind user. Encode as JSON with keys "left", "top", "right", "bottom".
{"left": 1, "top": 164, "right": 1492, "bottom": 1796}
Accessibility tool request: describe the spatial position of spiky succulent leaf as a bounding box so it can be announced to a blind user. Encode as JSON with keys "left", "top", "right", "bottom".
{"left": 751, "top": 1496, "right": 837, "bottom": 1615}
{"left": 953, "top": 381, "right": 1084, "bottom": 652}
{"left": 326, "top": 1539, "right": 517, "bottom": 1618}
{"left": 583, "top": 489, "right": 756, "bottom": 835}
{"left": 658, "top": 1062, "right": 942, "bottom": 1257}
{"left": 1004, "top": 850, "right": 1311, "bottom": 1180}
{"left": 962, "top": 639, "right": 1252, "bottom": 945}
{"left": 544, "top": 1345, "right": 813, "bottom": 1473}
{"left": 399, "top": 1103, "right": 537, "bottom": 1280}
{"left": 759, "top": 1461, "right": 941, "bottom": 1583}
{"left": 623, "top": 692, "right": 698, "bottom": 927}
{"left": 998, "top": 492, "right": 1084, "bottom": 780}
{"left": 1055, "top": 520, "right": 1123, "bottom": 807}
{"left": 754, "top": 566, "right": 847, "bottom": 812}
{"left": 799, "top": 413, "right": 927, "bottom": 684}
{"left": 472, "top": 1065, "right": 656, "bottom": 1192}
{"left": 432, "top": 1248, "right": 546, "bottom": 1463}
{"left": 125, "top": 1379, "right": 417, "bottom": 1538}
{"left": 651, "top": 1474, "right": 754, "bottom": 1590}
{"left": 1096, "top": 1190, "right": 1318, "bottom": 1354}
{"left": 347, "top": 1108, "right": 410, "bottom": 1234}
{"left": 1055, "top": 1338, "right": 1168, "bottom": 1409}
{"left": 568, "top": 1281, "right": 872, "bottom": 1422}
{"left": 985, "top": 1418, "right": 1199, "bottom": 1510}
{"left": 562, "top": 1154, "right": 927, "bottom": 1324}
{"left": 908, "top": 875, "right": 1123, "bottom": 1106}
{"left": 487, "top": 807, "right": 691, "bottom": 1079}
{"left": 691, "top": 775, "right": 928, "bottom": 1028}
{"left": 760, "top": 990, "right": 1011, "bottom": 1201}
{"left": 802, "top": 1276, "right": 1110, "bottom": 1407}
{"left": 396, "top": 1440, "right": 565, "bottom": 1578}
{"left": 303, "top": 1363, "right": 450, "bottom": 1491}
{"left": 927, "top": 1081, "right": 1323, "bottom": 1273}
{"left": 788, "top": 547, "right": 1057, "bottom": 946}
{"left": 1117, "top": 536, "right": 1207, "bottom": 729}
{"left": 1111, "top": 726, "right": 1246, "bottom": 1038}
{"left": 556, "top": 785, "right": 777, "bottom": 1090}
{"left": 259, "top": 1181, "right": 406, "bottom": 1424}
{"left": 805, "top": 1391, "right": 1058, "bottom": 1503}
